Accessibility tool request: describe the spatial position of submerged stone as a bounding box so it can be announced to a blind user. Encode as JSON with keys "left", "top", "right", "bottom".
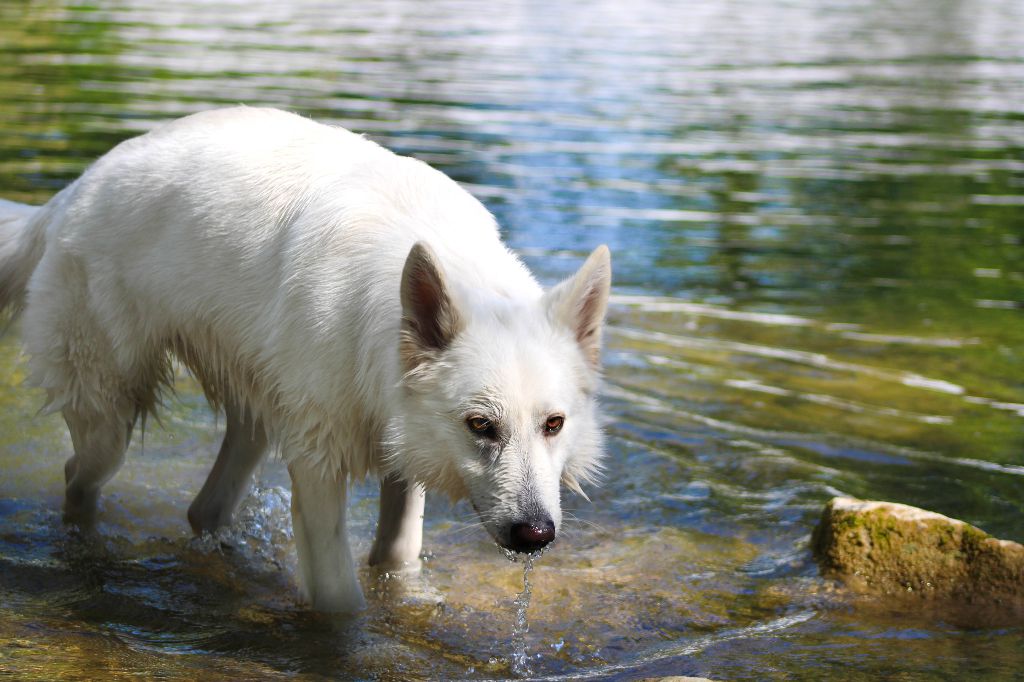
{"left": 812, "top": 496, "right": 1024, "bottom": 623}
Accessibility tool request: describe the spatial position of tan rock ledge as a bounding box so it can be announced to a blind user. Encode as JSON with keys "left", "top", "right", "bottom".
{"left": 812, "top": 496, "right": 1024, "bottom": 625}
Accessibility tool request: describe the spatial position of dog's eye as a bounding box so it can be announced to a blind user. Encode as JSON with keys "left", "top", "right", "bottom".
{"left": 544, "top": 415, "right": 564, "bottom": 435}
{"left": 466, "top": 416, "right": 498, "bottom": 439}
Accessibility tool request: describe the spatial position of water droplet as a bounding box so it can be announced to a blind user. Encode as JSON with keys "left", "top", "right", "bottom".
{"left": 189, "top": 486, "right": 293, "bottom": 572}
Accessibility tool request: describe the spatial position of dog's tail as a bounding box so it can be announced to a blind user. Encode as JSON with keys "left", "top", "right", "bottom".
{"left": 0, "top": 197, "right": 48, "bottom": 317}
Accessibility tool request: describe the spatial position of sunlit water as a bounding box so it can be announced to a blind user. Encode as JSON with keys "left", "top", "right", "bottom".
{"left": 1, "top": 0, "right": 1023, "bottom": 679}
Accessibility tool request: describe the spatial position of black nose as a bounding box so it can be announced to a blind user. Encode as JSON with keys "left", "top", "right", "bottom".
{"left": 508, "top": 520, "right": 555, "bottom": 553}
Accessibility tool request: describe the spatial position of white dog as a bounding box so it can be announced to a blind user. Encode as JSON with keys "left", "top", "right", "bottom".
{"left": 0, "top": 107, "right": 610, "bottom": 612}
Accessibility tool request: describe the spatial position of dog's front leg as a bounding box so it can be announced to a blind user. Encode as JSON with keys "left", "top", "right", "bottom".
{"left": 188, "top": 399, "right": 268, "bottom": 535}
{"left": 287, "top": 460, "right": 366, "bottom": 613}
{"left": 368, "top": 473, "right": 425, "bottom": 569}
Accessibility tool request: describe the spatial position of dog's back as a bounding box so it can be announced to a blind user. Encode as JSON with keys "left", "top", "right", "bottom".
{"left": 3, "top": 106, "right": 539, "bottom": 477}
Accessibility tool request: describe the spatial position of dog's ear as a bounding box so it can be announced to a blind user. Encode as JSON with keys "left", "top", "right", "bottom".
{"left": 400, "top": 241, "right": 463, "bottom": 368}
{"left": 545, "top": 245, "right": 612, "bottom": 369}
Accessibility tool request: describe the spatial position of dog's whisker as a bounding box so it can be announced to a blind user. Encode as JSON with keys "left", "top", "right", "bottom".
{"left": 444, "top": 520, "right": 489, "bottom": 533}
{"left": 563, "top": 518, "right": 604, "bottom": 533}
{"left": 449, "top": 511, "right": 484, "bottom": 522}
{"left": 561, "top": 513, "right": 608, "bottom": 534}
{"left": 443, "top": 524, "right": 492, "bottom": 542}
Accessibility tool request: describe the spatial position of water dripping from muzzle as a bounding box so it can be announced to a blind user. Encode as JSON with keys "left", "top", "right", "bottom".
{"left": 510, "top": 552, "right": 536, "bottom": 677}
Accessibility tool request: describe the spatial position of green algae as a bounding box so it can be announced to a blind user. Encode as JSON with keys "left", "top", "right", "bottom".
{"left": 812, "top": 498, "right": 1024, "bottom": 625}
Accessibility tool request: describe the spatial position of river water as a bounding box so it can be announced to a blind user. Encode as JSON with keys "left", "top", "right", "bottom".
{"left": 1, "top": 0, "right": 1022, "bottom": 679}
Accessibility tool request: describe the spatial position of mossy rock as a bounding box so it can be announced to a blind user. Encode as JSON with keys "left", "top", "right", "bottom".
{"left": 812, "top": 497, "right": 1024, "bottom": 623}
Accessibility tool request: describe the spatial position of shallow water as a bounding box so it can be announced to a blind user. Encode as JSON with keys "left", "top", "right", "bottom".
{"left": 1, "top": 0, "right": 1022, "bottom": 679}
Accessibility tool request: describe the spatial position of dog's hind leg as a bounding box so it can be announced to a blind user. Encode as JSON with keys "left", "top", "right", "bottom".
{"left": 63, "top": 402, "right": 136, "bottom": 527}
{"left": 23, "top": 245, "right": 142, "bottom": 527}
{"left": 368, "top": 473, "right": 425, "bottom": 568}
{"left": 188, "top": 399, "right": 268, "bottom": 534}
{"left": 287, "top": 459, "right": 365, "bottom": 613}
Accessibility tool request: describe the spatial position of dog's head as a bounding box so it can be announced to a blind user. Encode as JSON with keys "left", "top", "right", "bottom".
{"left": 385, "top": 241, "right": 611, "bottom": 554}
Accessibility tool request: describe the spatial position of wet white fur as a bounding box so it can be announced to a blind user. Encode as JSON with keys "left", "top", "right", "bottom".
{"left": 0, "top": 107, "right": 610, "bottom": 612}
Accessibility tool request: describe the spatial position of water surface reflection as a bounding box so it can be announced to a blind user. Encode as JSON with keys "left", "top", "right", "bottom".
{"left": 1, "top": 0, "right": 1022, "bottom": 679}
